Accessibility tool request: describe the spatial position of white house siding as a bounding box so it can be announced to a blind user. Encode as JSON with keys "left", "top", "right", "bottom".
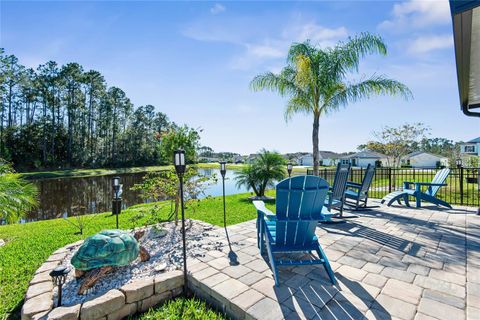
{"left": 299, "top": 155, "right": 313, "bottom": 166}
{"left": 461, "top": 143, "right": 480, "bottom": 155}
{"left": 356, "top": 158, "right": 379, "bottom": 168}
{"left": 408, "top": 153, "right": 448, "bottom": 168}
{"left": 321, "top": 158, "right": 336, "bottom": 166}
{"left": 298, "top": 155, "right": 336, "bottom": 166}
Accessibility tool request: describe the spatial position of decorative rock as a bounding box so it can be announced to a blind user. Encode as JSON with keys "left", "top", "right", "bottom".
{"left": 45, "top": 304, "right": 80, "bottom": 320}
{"left": 80, "top": 289, "right": 125, "bottom": 320}
{"left": 120, "top": 277, "right": 154, "bottom": 303}
{"left": 25, "top": 281, "right": 53, "bottom": 300}
{"left": 74, "top": 269, "right": 85, "bottom": 279}
{"left": 154, "top": 263, "right": 167, "bottom": 272}
{"left": 78, "top": 266, "right": 113, "bottom": 295}
{"left": 71, "top": 230, "right": 140, "bottom": 271}
{"left": 139, "top": 246, "right": 150, "bottom": 262}
{"left": 21, "top": 292, "right": 53, "bottom": 320}
{"left": 134, "top": 230, "right": 145, "bottom": 241}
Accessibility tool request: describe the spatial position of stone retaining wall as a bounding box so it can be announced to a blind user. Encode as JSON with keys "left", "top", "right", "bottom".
{"left": 21, "top": 242, "right": 184, "bottom": 320}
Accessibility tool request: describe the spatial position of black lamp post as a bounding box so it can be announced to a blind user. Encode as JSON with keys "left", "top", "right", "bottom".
{"left": 219, "top": 162, "right": 238, "bottom": 265}
{"left": 173, "top": 149, "right": 188, "bottom": 294}
{"left": 112, "top": 176, "right": 122, "bottom": 229}
{"left": 49, "top": 266, "right": 70, "bottom": 307}
{"left": 287, "top": 162, "right": 293, "bottom": 177}
{"left": 456, "top": 158, "right": 463, "bottom": 168}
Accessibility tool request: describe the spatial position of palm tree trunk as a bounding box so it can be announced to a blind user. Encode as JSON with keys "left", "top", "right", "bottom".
{"left": 312, "top": 112, "right": 320, "bottom": 176}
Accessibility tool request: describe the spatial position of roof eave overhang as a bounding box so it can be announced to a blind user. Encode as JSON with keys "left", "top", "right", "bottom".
{"left": 450, "top": 0, "right": 480, "bottom": 117}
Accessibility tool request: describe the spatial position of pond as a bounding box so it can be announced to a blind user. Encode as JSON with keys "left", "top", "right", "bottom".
{"left": 26, "top": 169, "right": 250, "bottom": 222}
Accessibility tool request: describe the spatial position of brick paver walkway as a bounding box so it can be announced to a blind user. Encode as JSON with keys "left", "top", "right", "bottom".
{"left": 187, "top": 200, "right": 480, "bottom": 320}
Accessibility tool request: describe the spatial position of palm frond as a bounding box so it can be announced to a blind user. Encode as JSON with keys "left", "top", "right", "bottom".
{"left": 0, "top": 171, "right": 38, "bottom": 223}
{"left": 325, "top": 75, "right": 413, "bottom": 114}
{"left": 333, "top": 33, "right": 387, "bottom": 74}
{"left": 249, "top": 71, "right": 298, "bottom": 97}
{"left": 287, "top": 41, "right": 316, "bottom": 65}
{"left": 284, "top": 95, "right": 312, "bottom": 121}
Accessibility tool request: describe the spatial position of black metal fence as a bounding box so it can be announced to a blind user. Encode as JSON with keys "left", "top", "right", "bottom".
{"left": 306, "top": 167, "right": 479, "bottom": 207}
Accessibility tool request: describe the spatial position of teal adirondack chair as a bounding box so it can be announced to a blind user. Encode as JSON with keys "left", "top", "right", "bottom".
{"left": 381, "top": 168, "right": 451, "bottom": 208}
{"left": 345, "top": 164, "right": 376, "bottom": 210}
{"left": 320, "top": 163, "right": 351, "bottom": 221}
{"left": 254, "top": 176, "right": 336, "bottom": 286}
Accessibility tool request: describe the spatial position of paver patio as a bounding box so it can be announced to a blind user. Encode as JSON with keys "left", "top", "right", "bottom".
{"left": 187, "top": 200, "right": 480, "bottom": 320}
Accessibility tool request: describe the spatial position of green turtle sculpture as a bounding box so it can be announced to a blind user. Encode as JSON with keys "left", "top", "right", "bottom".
{"left": 71, "top": 229, "right": 150, "bottom": 294}
{"left": 71, "top": 230, "right": 142, "bottom": 270}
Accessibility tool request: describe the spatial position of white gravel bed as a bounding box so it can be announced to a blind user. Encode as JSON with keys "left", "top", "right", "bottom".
{"left": 59, "top": 220, "right": 229, "bottom": 306}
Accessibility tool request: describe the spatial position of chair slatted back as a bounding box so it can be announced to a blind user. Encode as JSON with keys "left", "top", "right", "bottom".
{"left": 331, "top": 163, "right": 351, "bottom": 202}
{"left": 429, "top": 168, "right": 450, "bottom": 196}
{"left": 360, "top": 164, "right": 375, "bottom": 195}
{"left": 275, "top": 176, "right": 329, "bottom": 247}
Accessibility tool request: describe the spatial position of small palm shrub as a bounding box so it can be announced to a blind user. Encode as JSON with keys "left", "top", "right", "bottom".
{"left": 235, "top": 149, "right": 286, "bottom": 198}
{"left": 0, "top": 161, "right": 38, "bottom": 223}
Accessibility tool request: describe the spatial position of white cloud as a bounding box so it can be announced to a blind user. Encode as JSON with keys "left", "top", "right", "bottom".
{"left": 379, "top": 0, "right": 451, "bottom": 31}
{"left": 283, "top": 22, "right": 348, "bottom": 45}
{"left": 407, "top": 34, "right": 453, "bottom": 54}
{"left": 183, "top": 18, "right": 348, "bottom": 70}
{"left": 210, "top": 3, "right": 226, "bottom": 15}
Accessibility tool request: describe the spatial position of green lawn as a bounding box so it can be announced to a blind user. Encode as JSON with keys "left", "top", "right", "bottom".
{"left": 0, "top": 192, "right": 274, "bottom": 319}
{"left": 131, "top": 297, "right": 227, "bottom": 320}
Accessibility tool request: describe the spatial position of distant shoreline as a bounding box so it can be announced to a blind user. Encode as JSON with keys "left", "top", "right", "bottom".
{"left": 19, "top": 163, "right": 311, "bottom": 180}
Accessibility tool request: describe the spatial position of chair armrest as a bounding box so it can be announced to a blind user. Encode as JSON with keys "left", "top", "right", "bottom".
{"left": 346, "top": 182, "right": 361, "bottom": 189}
{"left": 253, "top": 200, "right": 276, "bottom": 219}
{"left": 325, "top": 191, "right": 334, "bottom": 207}
{"left": 403, "top": 181, "right": 415, "bottom": 189}
{"left": 414, "top": 182, "right": 447, "bottom": 187}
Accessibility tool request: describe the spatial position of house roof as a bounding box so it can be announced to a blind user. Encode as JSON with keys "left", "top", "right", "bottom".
{"left": 297, "top": 151, "right": 340, "bottom": 159}
{"left": 467, "top": 137, "right": 480, "bottom": 143}
{"left": 319, "top": 151, "right": 339, "bottom": 159}
{"left": 403, "top": 151, "right": 447, "bottom": 159}
{"left": 342, "top": 151, "right": 387, "bottom": 159}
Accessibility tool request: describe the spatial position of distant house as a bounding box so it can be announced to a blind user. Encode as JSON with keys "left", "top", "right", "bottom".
{"left": 401, "top": 151, "right": 448, "bottom": 168}
{"left": 460, "top": 137, "right": 480, "bottom": 156}
{"left": 245, "top": 154, "right": 259, "bottom": 164}
{"left": 234, "top": 155, "right": 244, "bottom": 164}
{"left": 341, "top": 151, "right": 388, "bottom": 168}
{"left": 297, "top": 151, "right": 339, "bottom": 166}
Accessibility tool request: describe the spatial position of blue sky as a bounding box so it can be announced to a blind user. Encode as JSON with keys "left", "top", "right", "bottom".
{"left": 2, "top": 0, "right": 479, "bottom": 155}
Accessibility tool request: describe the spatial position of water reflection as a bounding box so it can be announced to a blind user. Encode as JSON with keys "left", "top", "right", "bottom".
{"left": 28, "top": 169, "right": 250, "bottom": 222}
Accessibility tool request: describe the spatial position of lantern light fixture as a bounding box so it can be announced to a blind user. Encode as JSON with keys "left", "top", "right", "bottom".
{"left": 456, "top": 158, "right": 463, "bottom": 168}
{"left": 174, "top": 149, "right": 186, "bottom": 175}
{"left": 50, "top": 266, "right": 70, "bottom": 307}
{"left": 111, "top": 176, "right": 122, "bottom": 229}
{"left": 220, "top": 161, "right": 226, "bottom": 178}
{"left": 219, "top": 162, "right": 238, "bottom": 265}
{"left": 287, "top": 162, "right": 293, "bottom": 177}
{"left": 173, "top": 149, "right": 188, "bottom": 293}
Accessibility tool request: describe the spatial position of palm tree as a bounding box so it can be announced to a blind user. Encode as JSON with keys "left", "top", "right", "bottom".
{"left": 0, "top": 162, "right": 37, "bottom": 223}
{"left": 250, "top": 33, "right": 413, "bottom": 175}
{"left": 235, "top": 149, "right": 286, "bottom": 198}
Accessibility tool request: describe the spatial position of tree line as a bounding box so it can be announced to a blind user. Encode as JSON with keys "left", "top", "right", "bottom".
{"left": 0, "top": 48, "right": 198, "bottom": 170}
